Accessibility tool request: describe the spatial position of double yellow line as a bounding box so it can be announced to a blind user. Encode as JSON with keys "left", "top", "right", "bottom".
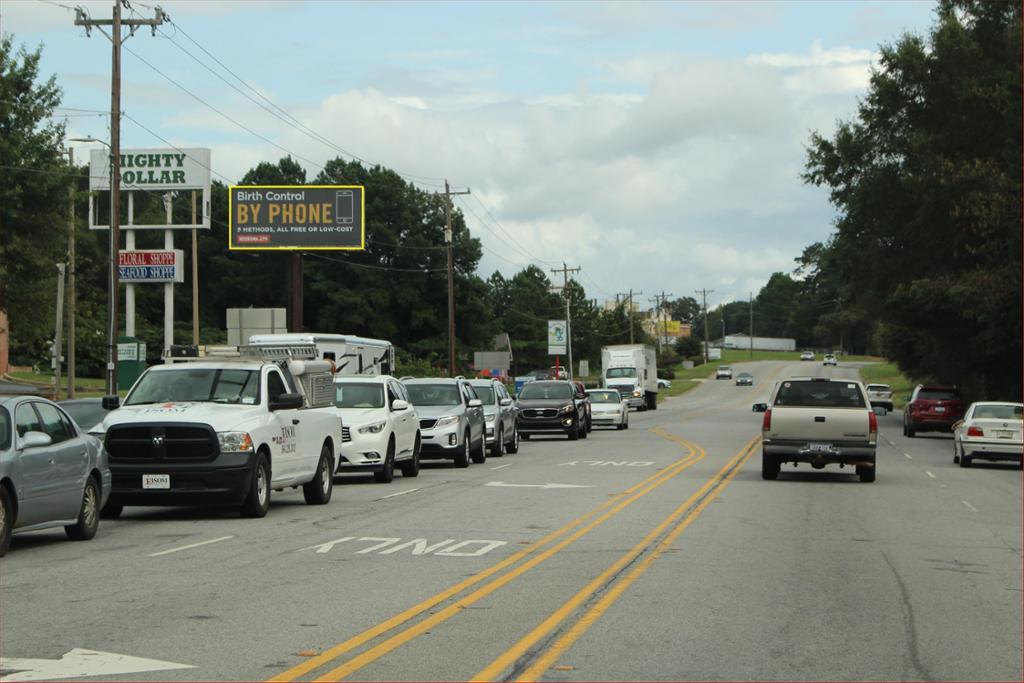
{"left": 270, "top": 434, "right": 706, "bottom": 683}
{"left": 474, "top": 434, "right": 760, "bottom": 681}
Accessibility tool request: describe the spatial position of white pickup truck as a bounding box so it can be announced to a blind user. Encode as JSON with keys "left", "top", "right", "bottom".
{"left": 753, "top": 377, "right": 878, "bottom": 482}
{"left": 92, "top": 344, "right": 342, "bottom": 518}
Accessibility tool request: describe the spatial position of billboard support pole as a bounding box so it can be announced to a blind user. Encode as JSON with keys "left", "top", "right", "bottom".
{"left": 192, "top": 191, "right": 199, "bottom": 344}
{"left": 164, "top": 193, "right": 174, "bottom": 359}
{"left": 125, "top": 193, "right": 135, "bottom": 337}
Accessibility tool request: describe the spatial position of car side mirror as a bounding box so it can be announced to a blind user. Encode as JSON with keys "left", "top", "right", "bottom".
{"left": 20, "top": 431, "right": 53, "bottom": 449}
{"left": 391, "top": 399, "right": 409, "bottom": 411}
{"left": 872, "top": 406, "right": 887, "bottom": 416}
{"left": 500, "top": 398, "right": 513, "bottom": 406}
{"left": 468, "top": 398, "right": 483, "bottom": 408}
{"left": 752, "top": 403, "right": 768, "bottom": 413}
{"left": 270, "top": 393, "right": 304, "bottom": 411}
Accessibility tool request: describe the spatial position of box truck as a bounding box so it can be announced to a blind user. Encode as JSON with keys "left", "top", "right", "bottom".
{"left": 600, "top": 344, "right": 658, "bottom": 410}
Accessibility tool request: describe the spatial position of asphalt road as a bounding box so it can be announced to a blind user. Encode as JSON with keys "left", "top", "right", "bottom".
{"left": 1, "top": 361, "right": 1020, "bottom": 682}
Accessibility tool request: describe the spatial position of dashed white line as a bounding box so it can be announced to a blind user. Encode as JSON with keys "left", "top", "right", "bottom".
{"left": 962, "top": 500, "right": 978, "bottom": 513}
{"left": 148, "top": 535, "right": 234, "bottom": 557}
{"left": 377, "top": 488, "right": 421, "bottom": 500}
{"left": 925, "top": 471, "right": 936, "bottom": 479}
{"left": 904, "top": 453, "right": 913, "bottom": 460}
{"left": 490, "top": 463, "right": 514, "bottom": 471}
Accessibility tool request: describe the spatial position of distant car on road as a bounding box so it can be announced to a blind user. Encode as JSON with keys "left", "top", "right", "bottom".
{"left": 586, "top": 389, "right": 629, "bottom": 430}
{"left": 657, "top": 378, "right": 672, "bottom": 389}
{"left": 800, "top": 351, "right": 815, "bottom": 361}
{"left": 823, "top": 354, "right": 837, "bottom": 366}
{"left": 952, "top": 402, "right": 1023, "bottom": 468}
{"left": 715, "top": 365, "right": 733, "bottom": 380}
{"left": 469, "top": 379, "right": 519, "bottom": 457}
{"left": 903, "top": 384, "right": 966, "bottom": 437}
{"left": 865, "top": 384, "right": 894, "bottom": 412}
{"left": 516, "top": 381, "right": 586, "bottom": 441}
{"left": 735, "top": 372, "right": 753, "bottom": 386}
{"left": 1, "top": 396, "right": 111, "bottom": 556}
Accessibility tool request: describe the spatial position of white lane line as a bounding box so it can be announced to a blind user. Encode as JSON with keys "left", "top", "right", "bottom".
{"left": 962, "top": 500, "right": 978, "bottom": 513}
{"left": 377, "top": 488, "right": 421, "bottom": 500}
{"left": 490, "top": 463, "right": 514, "bottom": 471}
{"left": 148, "top": 535, "right": 233, "bottom": 557}
{"left": 925, "top": 471, "right": 936, "bottom": 479}
{"left": 904, "top": 453, "right": 913, "bottom": 460}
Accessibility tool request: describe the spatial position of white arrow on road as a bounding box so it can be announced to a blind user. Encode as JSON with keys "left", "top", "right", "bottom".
{"left": 0, "top": 648, "right": 194, "bottom": 682}
{"left": 485, "top": 481, "right": 592, "bottom": 489}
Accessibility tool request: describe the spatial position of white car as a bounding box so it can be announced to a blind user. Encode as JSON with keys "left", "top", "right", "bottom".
{"left": 586, "top": 389, "right": 629, "bottom": 430}
{"left": 334, "top": 376, "right": 420, "bottom": 482}
{"left": 865, "top": 384, "right": 894, "bottom": 412}
{"left": 823, "top": 354, "right": 837, "bottom": 366}
{"left": 800, "top": 351, "right": 815, "bottom": 361}
{"left": 657, "top": 378, "right": 672, "bottom": 389}
{"left": 952, "top": 402, "right": 1023, "bottom": 469}
{"left": 715, "top": 365, "right": 733, "bottom": 380}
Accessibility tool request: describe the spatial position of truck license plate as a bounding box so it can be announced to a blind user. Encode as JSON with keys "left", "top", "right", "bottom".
{"left": 808, "top": 443, "right": 833, "bottom": 453}
{"left": 143, "top": 474, "right": 170, "bottom": 489}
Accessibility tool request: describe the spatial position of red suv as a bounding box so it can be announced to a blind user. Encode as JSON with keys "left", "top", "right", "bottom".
{"left": 903, "top": 385, "right": 966, "bottom": 437}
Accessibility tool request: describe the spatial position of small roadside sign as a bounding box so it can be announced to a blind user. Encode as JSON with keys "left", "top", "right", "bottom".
{"left": 548, "top": 320, "right": 567, "bottom": 355}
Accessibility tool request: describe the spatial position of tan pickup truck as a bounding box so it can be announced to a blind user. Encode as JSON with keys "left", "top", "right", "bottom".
{"left": 753, "top": 377, "right": 879, "bottom": 482}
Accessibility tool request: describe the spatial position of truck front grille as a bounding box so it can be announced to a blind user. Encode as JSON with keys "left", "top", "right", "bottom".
{"left": 105, "top": 423, "right": 219, "bottom": 462}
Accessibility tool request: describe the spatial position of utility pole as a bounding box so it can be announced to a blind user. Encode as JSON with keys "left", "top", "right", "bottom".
{"left": 76, "top": 2, "right": 165, "bottom": 407}
{"left": 749, "top": 292, "right": 754, "bottom": 361}
{"left": 443, "top": 180, "right": 471, "bottom": 377}
{"left": 695, "top": 288, "right": 713, "bottom": 364}
{"left": 550, "top": 263, "right": 581, "bottom": 380}
{"left": 52, "top": 264, "right": 66, "bottom": 399}
{"left": 617, "top": 290, "right": 643, "bottom": 344}
{"left": 650, "top": 291, "right": 673, "bottom": 353}
{"left": 66, "top": 147, "right": 76, "bottom": 398}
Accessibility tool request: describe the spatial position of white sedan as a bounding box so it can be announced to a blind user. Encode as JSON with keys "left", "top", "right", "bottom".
{"left": 586, "top": 389, "right": 629, "bottom": 430}
{"left": 952, "top": 402, "right": 1023, "bottom": 469}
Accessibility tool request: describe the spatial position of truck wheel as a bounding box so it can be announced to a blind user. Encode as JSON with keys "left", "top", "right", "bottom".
{"left": 0, "top": 486, "right": 13, "bottom": 557}
{"left": 471, "top": 433, "right": 487, "bottom": 464}
{"left": 761, "top": 452, "right": 779, "bottom": 480}
{"left": 304, "top": 445, "right": 335, "bottom": 503}
{"left": 400, "top": 437, "right": 421, "bottom": 477}
{"left": 100, "top": 501, "right": 123, "bottom": 519}
{"left": 240, "top": 452, "right": 271, "bottom": 518}
{"left": 65, "top": 475, "right": 100, "bottom": 540}
{"left": 649, "top": 394, "right": 657, "bottom": 411}
{"left": 374, "top": 441, "right": 396, "bottom": 483}
{"left": 490, "top": 428, "right": 505, "bottom": 457}
{"left": 454, "top": 433, "right": 471, "bottom": 468}
{"left": 856, "top": 464, "right": 876, "bottom": 483}
{"left": 507, "top": 426, "right": 520, "bottom": 454}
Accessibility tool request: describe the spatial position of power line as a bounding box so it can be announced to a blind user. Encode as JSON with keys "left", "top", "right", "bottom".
{"left": 303, "top": 251, "right": 447, "bottom": 274}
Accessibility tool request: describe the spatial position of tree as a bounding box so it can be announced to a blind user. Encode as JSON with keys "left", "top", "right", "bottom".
{"left": 670, "top": 296, "right": 701, "bottom": 324}
{"left": 804, "top": 0, "right": 1021, "bottom": 397}
{"left": 0, "top": 38, "right": 72, "bottom": 367}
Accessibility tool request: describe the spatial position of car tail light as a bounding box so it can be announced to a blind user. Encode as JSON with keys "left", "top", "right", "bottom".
{"left": 967, "top": 425, "right": 984, "bottom": 437}
{"left": 762, "top": 409, "right": 771, "bottom": 432}
{"left": 868, "top": 410, "right": 877, "bottom": 435}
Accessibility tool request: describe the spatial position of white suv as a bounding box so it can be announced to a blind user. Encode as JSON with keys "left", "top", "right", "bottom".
{"left": 333, "top": 376, "right": 420, "bottom": 483}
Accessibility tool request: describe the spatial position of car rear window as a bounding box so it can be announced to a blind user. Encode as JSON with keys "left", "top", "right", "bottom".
{"left": 972, "top": 404, "right": 1023, "bottom": 420}
{"left": 773, "top": 381, "right": 866, "bottom": 408}
{"left": 917, "top": 389, "right": 961, "bottom": 401}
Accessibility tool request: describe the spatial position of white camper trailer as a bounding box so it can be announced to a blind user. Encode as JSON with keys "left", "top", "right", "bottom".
{"left": 248, "top": 333, "right": 395, "bottom": 377}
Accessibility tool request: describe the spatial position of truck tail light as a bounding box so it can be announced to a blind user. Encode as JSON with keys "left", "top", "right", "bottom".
{"left": 762, "top": 409, "right": 771, "bottom": 431}
{"left": 868, "top": 410, "right": 877, "bottom": 435}
{"left": 967, "top": 425, "right": 984, "bottom": 437}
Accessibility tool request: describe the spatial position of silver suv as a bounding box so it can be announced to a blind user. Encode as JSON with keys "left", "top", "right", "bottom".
{"left": 404, "top": 378, "right": 486, "bottom": 467}
{"left": 469, "top": 379, "right": 519, "bottom": 457}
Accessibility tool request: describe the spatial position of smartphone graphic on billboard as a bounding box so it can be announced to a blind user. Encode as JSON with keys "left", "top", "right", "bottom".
{"left": 336, "top": 190, "right": 354, "bottom": 225}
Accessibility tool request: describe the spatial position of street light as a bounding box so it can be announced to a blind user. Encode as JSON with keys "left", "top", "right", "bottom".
{"left": 69, "top": 137, "right": 119, "bottom": 408}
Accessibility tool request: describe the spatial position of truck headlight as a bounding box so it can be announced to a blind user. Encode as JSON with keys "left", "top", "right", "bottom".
{"left": 435, "top": 415, "right": 460, "bottom": 428}
{"left": 358, "top": 421, "right": 387, "bottom": 434}
{"left": 218, "top": 431, "right": 254, "bottom": 453}
{"left": 632, "top": 390, "right": 642, "bottom": 397}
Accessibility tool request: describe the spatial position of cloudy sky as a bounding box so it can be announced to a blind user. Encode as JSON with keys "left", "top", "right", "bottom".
{"left": 5, "top": 0, "right": 936, "bottom": 308}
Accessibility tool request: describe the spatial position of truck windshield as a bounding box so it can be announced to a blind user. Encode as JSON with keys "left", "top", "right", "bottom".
{"left": 606, "top": 367, "right": 636, "bottom": 379}
{"left": 125, "top": 369, "right": 260, "bottom": 405}
{"left": 773, "top": 381, "right": 866, "bottom": 408}
{"left": 335, "top": 383, "right": 384, "bottom": 409}
{"left": 406, "top": 384, "right": 461, "bottom": 406}
{"left": 519, "top": 383, "right": 573, "bottom": 400}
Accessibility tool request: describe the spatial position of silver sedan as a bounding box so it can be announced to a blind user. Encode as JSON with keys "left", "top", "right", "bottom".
{"left": 586, "top": 389, "right": 629, "bottom": 430}
{"left": 0, "top": 395, "right": 111, "bottom": 556}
